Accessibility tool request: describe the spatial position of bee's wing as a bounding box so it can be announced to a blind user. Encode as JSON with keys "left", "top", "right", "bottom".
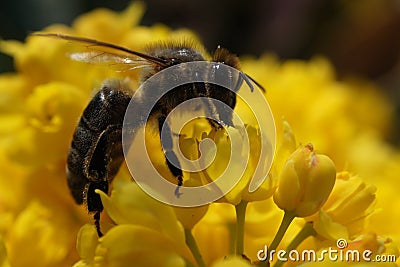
{"left": 68, "top": 51, "right": 154, "bottom": 72}
{"left": 31, "top": 33, "right": 169, "bottom": 71}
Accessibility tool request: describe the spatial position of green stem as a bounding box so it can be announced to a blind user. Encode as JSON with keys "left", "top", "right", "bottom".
{"left": 235, "top": 201, "right": 248, "bottom": 255}
{"left": 185, "top": 229, "right": 206, "bottom": 267}
{"left": 286, "top": 222, "right": 316, "bottom": 252}
{"left": 273, "top": 222, "right": 316, "bottom": 267}
{"left": 227, "top": 222, "right": 236, "bottom": 255}
{"left": 257, "top": 210, "right": 296, "bottom": 267}
{"left": 269, "top": 210, "right": 296, "bottom": 252}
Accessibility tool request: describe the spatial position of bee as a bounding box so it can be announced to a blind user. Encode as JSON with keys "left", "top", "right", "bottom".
{"left": 32, "top": 33, "right": 264, "bottom": 237}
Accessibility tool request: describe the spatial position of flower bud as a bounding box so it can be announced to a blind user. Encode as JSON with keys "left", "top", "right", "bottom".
{"left": 273, "top": 144, "right": 336, "bottom": 217}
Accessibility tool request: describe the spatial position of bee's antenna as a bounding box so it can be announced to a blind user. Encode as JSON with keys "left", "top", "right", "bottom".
{"left": 240, "top": 72, "right": 266, "bottom": 93}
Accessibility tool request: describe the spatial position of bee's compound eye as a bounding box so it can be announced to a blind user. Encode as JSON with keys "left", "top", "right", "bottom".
{"left": 86, "top": 181, "right": 108, "bottom": 213}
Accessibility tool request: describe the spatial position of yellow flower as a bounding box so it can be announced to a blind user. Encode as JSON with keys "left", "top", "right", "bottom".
{"left": 5, "top": 82, "right": 86, "bottom": 167}
{"left": 203, "top": 125, "right": 275, "bottom": 205}
{"left": 6, "top": 201, "right": 78, "bottom": 267}
{"left": 74, "top": 180, "right": 195, "bottom": 267}
{"left": 143, "top": 104, "right": 275, "bottom": 206}
{"left": 192, "top": 203, "right": 236, "bottom": 265}
{"left": 273, "top": 144, "right": 336, "bottom": 217}
{"left": 308, "top": 172, "right": 377, "bottom": 241}
{"left": 241, "top": 56, "right": 394, "bottom": 170}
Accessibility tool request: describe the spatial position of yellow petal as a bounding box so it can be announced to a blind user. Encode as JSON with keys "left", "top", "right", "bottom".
{"left": 174, "top": 179, "right": 209, "bottom": 229}
{"left": 309, "top": 172, "right": 377, "bottom": 238}
{"left": 274, "top": 159, "right": 301, "bottom": 211}
{"left": 274, "top": 120, "right": 297, "bottom": 173}
{"left": 97, "top": 181, "right": 185, "bottom": 246}
{"left": 211, "top": 255, "right": 253, "bottom": 267}
{"left": 313, "top": 209, "right": 349, "bottom": 241}
{"left": 296, "top": 154, "right": 336, "bottom": 217}
{"left": 95, "top": 225, "right": 188, "bottom": 267}
{"left": 76, "top": 224, "right": 99, "bottom": 263}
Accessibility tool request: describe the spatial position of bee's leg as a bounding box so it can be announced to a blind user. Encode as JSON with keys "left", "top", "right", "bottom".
{"left": 205, "top": 103, "right": 234, "bottom": 130}
{"left": 198, "top": 96, "right": 225, "bottom": 130}
{"left": 158, "top": 115, "right": 183, "bottom": 197}
{"left": 207, "top": 118, "right": 224, "bottom": 130}
{"left": 93, "top": 211, "right": 103, "bottom": 237}
{"left": 85, "top": 179, "right": 109, "bottom": 237}
{"left": 85, "top": 124, "right": 131, "bottom": 238}
{"left": 203, "top": 84, "right": 236, "bottom": 129}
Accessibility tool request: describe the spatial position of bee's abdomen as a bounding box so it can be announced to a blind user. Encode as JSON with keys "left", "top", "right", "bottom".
{"left": 66, "top": 86, "right": 131, "bottom": 207}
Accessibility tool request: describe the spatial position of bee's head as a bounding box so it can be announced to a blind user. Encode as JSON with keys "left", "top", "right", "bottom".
{"left": 141, "top": 42, "right": 241, "bottom": 82}
{"left": 212, "top": 47, "right": 241, "bottom": 70}
{"left": 145, "top": 42, "right": 205, "bottom": 66}
{"left": 139, "top": 41, "right": 206, "bottom": 82}
{"left": 160, "top": 47, "right": 205, "bottom": 66}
